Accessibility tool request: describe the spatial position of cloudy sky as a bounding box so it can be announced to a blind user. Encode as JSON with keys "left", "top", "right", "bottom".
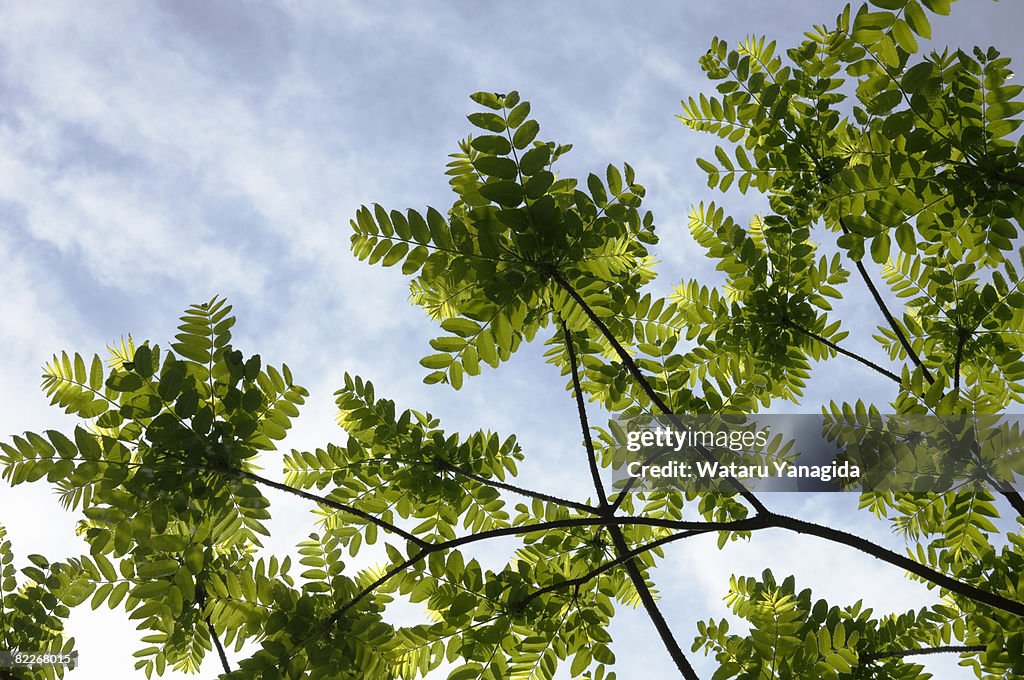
{"left": 1, "top": 1, "right": 1022, "bottom": 678}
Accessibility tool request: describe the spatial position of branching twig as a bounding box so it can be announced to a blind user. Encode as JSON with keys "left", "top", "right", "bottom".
{"left": 438, "top": 459, "right": 600, "bottom": 515}
{"left": 785, "top": 318, "right": 901, "bottom": 384}
{"left": 562, "top": 320, "right": 607, "bottom": 507}
{"left": 233, "top": 469, "right": 428, "bottom": 547}
{"left": 838, "top": 217, "right": 935, "bottom": 384}
{"left": 550, "top": 268, "right": 771, "bottom": 516}
{"left": 860, "top": 643, "right": 985, "bottom": 663}
{"left": 519, "top": 528, "right": 705, "bottom": 606}
{"left": 563, "top": 317, "right": 700, "bottom": 680}
{"left": 285, "top": 515, "right": 765, "bottom": 669}
{"left": 207, "top": 616, "right": 231, "bottom": 676}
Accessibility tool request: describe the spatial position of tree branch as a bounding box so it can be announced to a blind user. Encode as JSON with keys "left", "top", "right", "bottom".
{"left": 954, "top": 327, "right": 967, "bottom": 397}
{"left": 207, "top": 615, "right": 231, "bottom": 676}
{"left": 785, "top": 318, "right": 901, "bottom": 384}
{"left": 563, "top": 317, "right": 700, "bottom": 680}
{"left": 286, "top": 516, "right": 761, "bottom": 668}
{"left": 768, "top": 512, "right": 1024, "bottom": 617}
{"left": 232, "top": 468, "right": 428, "bottom": 548}
{"left": 550, "top": 269, "right": 673, "bottom": 414}
{"left": 606, "top": 525, "right": 699, "bottom": 680}
{"left": 439, "top": 459, "right": 601, "bottom": 515}
{"left": 283, "top": 505, "right": 1024, "bottom": 670}
{"left": 519, "top": 528, "right": 705, "bottom": 606}
{"left": 1001, "top": 488, "right": 1024, "bottom": 518}
{"left": 562, "top": 320, "right": 607, "bottom": 507}
{"left": 989, "top": 477, "right": 1024, "bottom": 519}
{"left": 838, "top": 217, "right": 935, "bottom": 384}
{"left": 860, "top": 643, "right": 985, "bottom": 663}
{"left": 550, "top": 268, "right": 770, "bottom": 516}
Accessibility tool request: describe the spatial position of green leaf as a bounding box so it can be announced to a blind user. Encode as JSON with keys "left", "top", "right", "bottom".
{"left": 518, "top": 146, "right": 550, "bottom": 175}
{"left": 506, "top": 101, "right": 531, "bottom": 128}
{"left": 401, "top": 245, "right": 429, "bottom": 275}
{"left": 46, "top": 430, "right": 77, "bottom": 459}
{"left": 891, "top": 19, "right": 918, "bottom": 54}
{"left": 921, "top": 0, "right": 950, "bottom": 15}
{"left": 131, "top": 580, "right": 171, "bottom": 599}
{"left": 441, "top": 318, "right": 482, "bottom": 337}
{"left": 493, "top": 314, "right": 513, "bottom": 350}
{"left": 571, "top": 647, "right": 592, "bottom": 676}
{"left": 409, "top": 210, "right": 431, "bottom": 244}
{"left": 587, "top": 173, "right": 608, "bottom": 206}
{"left": 871, "top": 232, "right": 891, "bottom": 264}
{"left": 133, "top": 345, "right": 154, "bottom": 378}
{"left": 448, "top": 361, "right": 465, "bottom": 389}
{"left": 106, "top": 372, "right": 144, "bottom": 393}
{"left": 420, "top": 354, "right": 454, "bottom": 369}
{"left": 136, "top": 559, "right": 179, "bottom": 579}
{"left": 524, "top": 171, "right": 554, "bottom": 199}
{"left": 512, "top": 120, "right": 540, "bottom": 149}
{"left": 904, "top": 1, "right": 931, "bottom": 38}
{"left": 467, "top": 112, "right": 506, "bottom": 133}
{"left": 469, "top": 92, "right": 503, "bottom": 110}
{"left": 381, "top": 242, "right": 409, "bottom": 267}
{"left": 473, "top": 156, "right": 519, "bottom": 180}
{"left": 901, "top": 62, "right": 933, "bottom": 92}
{"left": 479, "top": 181, "right": 525, "bottom": 208}
{"left": 448, "top": 664, "right": 483, "bottom": 680}
{"left": 607, "top": 164, "right": 623, "bottom": 195}
{"left": 471, "top": 135, "right": 513, "bottom": 156}
{"left": 895, "top": 223, "right": 916, "bottom": 255}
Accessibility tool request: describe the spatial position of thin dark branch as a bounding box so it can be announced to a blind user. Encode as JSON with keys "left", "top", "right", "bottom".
{"left": 283, "top": 505, "right": 1024, "bottom": 669}
{"left": 438, "top": 459, "right": 600, "bottom": 515}
{"left": 285, "top": 516, "right": 763, "bottom": 668}
{"left": 562, "top": 320, "right": 607, "bottom": 507}
{"left": 233, "top": 469, "right": 428, "bottom": 547}
{"left": 207, "top": 616, "right": 231, "bottom": 675}
{"left": 838, "top": 217, "right": 935, "bottom": 384}
{"left": 519, "top": 529, "right": 705, "bottom": 606}
{"left": 606, "top": 524, "right": 700, "bottom": 680}
{"left": 550, "top": 268, "right": 770, "bottom": 516}
{"left": 563, "top": 317, "right": 699, "bottom": 680}
{"left": 550, "top": 269, "right": 672, "bottom": 414}
{"left": 989, "top": 478, "right": 1024, "bottom": 519}
{"left": 954, "top": 328, "right": 967, "bottom": 397}
{"left": 786, "top": 319, "right": 902, "bottom": 384}
{"left": 861, "top": 643, "right": 985, "bottom": 663}
{"left": 1001, "top": 488, "right": 1024, "bottom": 518}
{"left": 769, "top": 512, "right": 1024, "bottom": 617}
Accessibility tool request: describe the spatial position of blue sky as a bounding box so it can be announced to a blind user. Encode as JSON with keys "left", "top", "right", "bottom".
{"left": 1, "top": 1, "right": 1022, "bottom": 678}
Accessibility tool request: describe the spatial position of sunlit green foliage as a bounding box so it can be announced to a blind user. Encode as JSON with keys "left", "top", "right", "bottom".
{"left": 0, "top": 526, "right": 78, "bottom": 679}
{"left": 2, "top": 1, "right": 1024, "bottom": 678}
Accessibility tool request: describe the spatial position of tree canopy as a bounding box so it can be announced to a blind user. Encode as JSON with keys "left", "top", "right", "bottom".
{"left": 2, "top": 1, "right": 1024, "bottom": 679}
